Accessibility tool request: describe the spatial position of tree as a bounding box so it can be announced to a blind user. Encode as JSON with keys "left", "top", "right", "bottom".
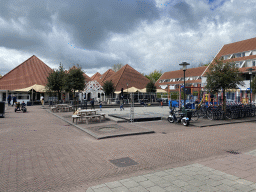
{"left": 46, "top": 63, "right": 66, "bottom": 101}
{"left": 65, "top": 65, "right": 85, "bottom": 99}
{"left": 145, "top": 70, "right": 162, "bottom": 83}
{"left": 146, "top": 81, "right": 156, "bottom": 103}
{"left": 103, "top": 80, "right": 115, "bottom": 97}
{"left": 205, "top": 59, "right": 244, "bottom": 116}
{"left": 112, "top": 63, "right": 123, "bottom": 72}
{"left": 146, "top": 81, "right": 156, "bottom": 93}
{"left": 252, "top": 75, "right": 256, "bottom": 94}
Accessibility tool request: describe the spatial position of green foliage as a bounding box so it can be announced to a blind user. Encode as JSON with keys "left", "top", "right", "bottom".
{"left": 112, "top": 63, "right": 123, "bottom": 72}
{"left": 146, "top": 81, "right": 156, "bottom": 93}
{"left": 145, "top": 70, "right": 162, "bottom": 83}
{"left": 103, "top": 80, "right": 115, "bottom": 96}
{"left": 46, "top": 63, "right": 66, "bottom": 99}
{"left": 193, "top": 91, "right": 198, "bottom": 96}
{"left": 64, "top": 65, "right": 85, "bottom": 94}
{"left": 252, "top": 75, "right": 256, "bottom": 94}
{"left": 205, "top": 59, "right": 244, "bottom": 93}
{"left": 205, "top": 59, "right": 244, "bottom": 114}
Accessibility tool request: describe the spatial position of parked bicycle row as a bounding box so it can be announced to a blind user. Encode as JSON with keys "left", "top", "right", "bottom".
{"left": 191, "top": 103, "right": 256, "bottom": 121}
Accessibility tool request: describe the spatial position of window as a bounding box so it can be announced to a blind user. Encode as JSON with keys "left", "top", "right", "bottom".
{"left": 235, "top": 53, "right": 241, "bottom": 58}
{"left": 242, "top": 52, "right": 245, "bottom": 57}
{"left": 253, "top": 61, "right": 255, "bottom": 67}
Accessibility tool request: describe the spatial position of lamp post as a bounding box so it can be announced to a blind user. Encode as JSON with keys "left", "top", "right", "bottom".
{"left": 179, "top": 62, "right": 190, "bottom": 109}
{"left": 127, "top": 83, "right": 129, "bottom": 103}
{"left": 247, "top": 68, "right": 253, "bottom": 104}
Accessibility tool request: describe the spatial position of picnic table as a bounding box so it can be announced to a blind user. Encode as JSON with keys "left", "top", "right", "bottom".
{"left": 51, "top": 104, "right": 72, "bottom": 112}
{"left": 72, "top": 109, "right": 105, "bottom": 124}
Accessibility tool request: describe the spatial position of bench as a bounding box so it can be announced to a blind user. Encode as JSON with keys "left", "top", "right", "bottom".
{"left": 99, "top": 113, "right": 106, "bottom": 119}
{"left": 51, "top": 107, "right": 58, "bottom": 113}
{"left": 80, "top": 115, "right": 102, "bottom": 124}
{"left": 72, "top": 115, "right": 81, "bottom": 124}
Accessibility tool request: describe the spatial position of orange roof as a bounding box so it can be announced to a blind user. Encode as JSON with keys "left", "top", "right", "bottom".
{"left": 203, "top": 37, "right": 256, "bottom": 76}
{"left": 0, "top": 55, "right": 52, "bottom": 90}
{"left": 238, "top": 66, "right": 256, "bottom": 73}
{"left": 105, "top": 64, "right": 150, "bottom": 91}
{"left": 91, "top": 72, "right": 101, "bottom": 80}
{"left": 216, "top": 37, "right": 256, "bottom": 58}
{"left": 155, "top": 66, "right": 207, "bottom": 88}
{"left": 95, "top": 69, "right": 115, "bottom": 85}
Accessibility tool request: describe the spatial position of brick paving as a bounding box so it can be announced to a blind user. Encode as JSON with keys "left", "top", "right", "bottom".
{"left": 0, "top": 105, "right": 256, "bottom": 191}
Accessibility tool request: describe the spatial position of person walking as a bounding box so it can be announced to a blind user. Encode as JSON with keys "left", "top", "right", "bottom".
{"left": 160, "top": 100, "right": 163, "bottom": 108}
{"left": 99, "top": 101, "right": 102, "bottom": 111}
{"left": 120, "top": 101, "right": 124, "bottom": 111}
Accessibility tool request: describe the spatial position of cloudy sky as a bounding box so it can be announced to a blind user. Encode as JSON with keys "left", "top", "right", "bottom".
{"left": 1, "top": 0, "right": 256, "bottom": 77}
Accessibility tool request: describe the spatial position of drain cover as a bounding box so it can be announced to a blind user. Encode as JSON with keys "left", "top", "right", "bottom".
{"left": 227, "top": 150, "right": 240, "bottom": 154}
{"left": 109, "top": 157, "right": 138, "bottom": 167}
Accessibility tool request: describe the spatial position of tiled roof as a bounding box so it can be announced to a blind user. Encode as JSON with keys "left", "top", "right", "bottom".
{"left": 238, "top": 66, "right": 256, "bottom": 73}
{"left": 91, "top": 72, "right": 101, "bottom": 80}
{"left": 203, "top": 37, "right": 256, "bottom": 76}
{"left": 155, "top": 66, "right": 207, "bottom": 88}
{"left": 216, "top": 37, "right": 256, "bottom": 57}
{"left": 105, "top": 64, "right": 150, "bottom": 91}
{"left": 83, "top": 73, "right": 92, "bottom": 82}
{"left": 95, "top": 69, "right": 115, "bottom": 85}
{"left": 0, "top": 55, "right": 52, "bottom": 90}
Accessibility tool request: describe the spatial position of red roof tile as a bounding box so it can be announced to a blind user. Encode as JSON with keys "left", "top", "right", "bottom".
{"left": 155, "top": 66, "right": 207, "bottom": 88}
{"left": 216, "top": 37, "right": 256, "bottom": 57}
{"left": 203, "top": 37, "right": 256, "bottom": 76}
{"left": 95, "top": 69, "right": 115, "bottom": 85}
{"left": 105, "top": 64, "right": 150, "bottom": 91}
{"left": 91, "top": 72, "right": 101, "bottom": 80}
{"left": 0, "top": 55, "right": 52, "bottom": 90}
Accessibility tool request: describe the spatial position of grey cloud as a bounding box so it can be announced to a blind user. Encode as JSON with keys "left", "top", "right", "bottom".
{"left": 57, "top": 0, "right": 159, "bottom": 49}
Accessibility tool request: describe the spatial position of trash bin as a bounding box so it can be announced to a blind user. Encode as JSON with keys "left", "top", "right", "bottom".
{"left": 0, "top": 102, "right": 5, "bottom": 117}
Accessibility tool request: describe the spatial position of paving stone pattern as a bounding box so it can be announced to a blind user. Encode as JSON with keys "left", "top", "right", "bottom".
{"left": 1, "top": 105, "right": 256, "bottom": 191}
{"left": 87, "top": 163, "right": 256, "bottom": 192}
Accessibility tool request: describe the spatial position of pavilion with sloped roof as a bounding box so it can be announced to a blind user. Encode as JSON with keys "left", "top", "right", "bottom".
{"left": 0, "top": 55, "right": 52, "bottom": 103}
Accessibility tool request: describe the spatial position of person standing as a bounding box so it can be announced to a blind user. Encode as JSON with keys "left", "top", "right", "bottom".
{"left": 7, "top": 95, "right": 12, "bottom": 106}
{"left": 12, "top": 95, "right": 17, "bottom": 106}
{"left": 90, "top": 98, "right": 95, "bottom": 110}
{"left": 40, "top": 96, "right": 44, "bottom": 106}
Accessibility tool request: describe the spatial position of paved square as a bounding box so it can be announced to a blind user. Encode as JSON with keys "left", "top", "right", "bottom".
{"left": 1, "top": 105, "right": 256, "bottom": 192}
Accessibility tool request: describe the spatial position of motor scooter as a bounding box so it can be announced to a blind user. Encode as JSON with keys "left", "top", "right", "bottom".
{"left": 167, "top": 108, "right": 190, "bottom": 126}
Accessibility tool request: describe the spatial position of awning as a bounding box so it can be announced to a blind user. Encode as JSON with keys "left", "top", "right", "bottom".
{"left": 123, "top": 87, "right": 141, "bottom": 93}
{"left": 14, "top": 84, "right": 47, "bottom": 92}
{"left": 156, "top": 89, "right": 167, "bottom": 93}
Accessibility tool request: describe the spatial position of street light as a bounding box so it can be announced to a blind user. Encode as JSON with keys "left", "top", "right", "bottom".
{"left": 127, "top": 83, "right": 129, "bottom": 103}
{"left": 247, "top": 68, "right": 253, "bottom": 104}
{"left": 179, "top": 62, "right": 190, "bottom": 109}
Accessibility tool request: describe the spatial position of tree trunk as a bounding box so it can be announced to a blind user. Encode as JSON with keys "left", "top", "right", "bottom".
{"left": 223, "top": 89, "right": 226, "bottom": 119}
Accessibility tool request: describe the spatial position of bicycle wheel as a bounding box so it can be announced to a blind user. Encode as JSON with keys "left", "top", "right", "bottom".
{"left": 207, "top": 111, "right": 213, "bottom": 120}
{"left": 191, "top": 111, "right": 199, "bottom": 121}
{"left": 225, "top": 111, "right": 232, "bottom": 119}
